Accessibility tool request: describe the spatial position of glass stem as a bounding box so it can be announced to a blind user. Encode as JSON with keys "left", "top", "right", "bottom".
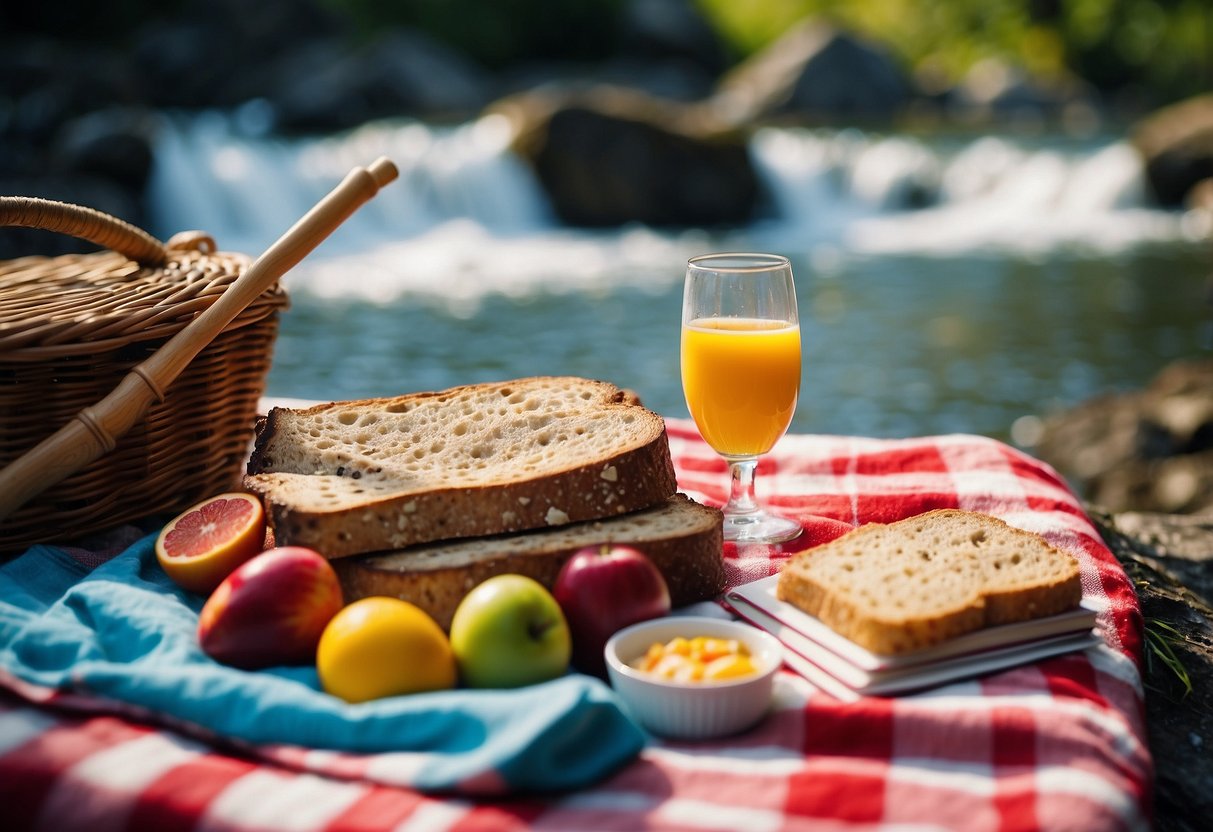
{"left": 725, "top": 457, "right": 760, "bottom": 516}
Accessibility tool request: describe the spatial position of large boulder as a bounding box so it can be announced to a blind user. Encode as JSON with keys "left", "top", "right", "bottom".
{"left": 1090, "top": 507, "right": 1213, "bottom": 831}
{"left": 1027, "top": 359, "right": 1213, "bottom": 515}
{"left": 0, "top": 43, "right": 156, "bottom": 258}
{"left": 53, "top": 109, "right": 158, "bottom": 194}
{"left": 620, "top": 0, "right": 729, "bottom": 74}
{"left": 609, "top": 0, "right": 730, "bottom": 99}
{"left": 1132, "top": 94, "right": 1213, "bottom": 207}
{"left": 709, "top": 19, "right": 910, "bottom": 125}
{"left": 1043, "top": 365, "right": 1213, "bottom": 831}
{"left": 261, "top": 30, "right": 493, "bottom": 133}
{"left": 586, "top": 0, "right": 730, "bottom": 103}
{"left": 497, "top": 86, "right": 761, "bottom": 227}
{"left": 0, "top": 38, "right": 140, "bottom": 146}
{"left": 129, "top": 0, "right": 346, "bottom": 110}
{"left": 947, "top": 58, "right": 1099, "bottom": 129}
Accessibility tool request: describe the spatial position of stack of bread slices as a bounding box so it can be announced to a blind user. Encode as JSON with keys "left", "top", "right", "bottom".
{"left": 244, "top": 376, "right": 726, "bottom": 630}
{"left": 775, "top": 509, "right": 1084, "bottom": 655}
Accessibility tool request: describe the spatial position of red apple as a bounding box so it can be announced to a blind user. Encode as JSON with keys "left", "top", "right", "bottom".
{"left": 198, "top": 546, "right": 344, "bottom": 670}
{"left": 553, "top": 544, "right": 671, "bottom": 677}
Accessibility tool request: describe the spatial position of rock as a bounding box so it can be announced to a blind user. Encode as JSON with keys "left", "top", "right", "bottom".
{"left": 1033, "top": 364, "right": 1213, "bottom": 829}
{"left": 619, "top": 0, "right": 729, "bottom": 77}
{"left": 0, "top": 37, "right": 140, "bottom": 144}
{"left": 581, "top": 58, "right": 720, "bottom": 102}
{"left": 53, "top": 109, "right": 158, "bottom": 194}
{"left": 1102, "top": 511, "right": 1213, "bottom": 604}
{"left": 599, "top": 0, "right": 728, "bottom": 101}
{"left": 266, "top": 29, "right": 492, "bottom": 133}
{"left": 131, "top": 19, "right": 236, "bottom": 110}
{"left": 1187, "top": 177, "right": 1213, "bottom": 213}
{"left": 1132, "top": 94, "right": 1213, "bottom": 207}
{"left": 1028, "top": 359, "right": 1213, "bottom": 514}
{"left": 466, "top": 0, "right": 729, "bottom": 107}
{"left": 709, "top": 19, "right": 910, "bottom": 126}
{"left": 948, "top": 58, "right": 1099, "bottom": 130}
{"left": 130, "top": 0, "right": 346, "bottom": 110}
{"left": 497, "top": 85, "right": 760, "bottom": 227}
{"left": 1087, "top": 507, "right": 1213, "bottom": 832}
{"left": 0, "top": 42, "right": 152, "bottom": 259}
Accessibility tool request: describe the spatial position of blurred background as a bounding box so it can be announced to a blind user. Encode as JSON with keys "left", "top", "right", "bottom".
{"left": 2, "top": 0, "right": 1211, "bottom": 449}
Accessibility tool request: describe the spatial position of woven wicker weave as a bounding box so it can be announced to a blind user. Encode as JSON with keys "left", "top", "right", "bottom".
{"left": 0, "top": 198, "right": 288, "bottom": 554}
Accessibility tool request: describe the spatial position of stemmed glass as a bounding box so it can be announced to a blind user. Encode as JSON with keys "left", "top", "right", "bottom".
{"left": 681, "top": 253, "right": 803, "bottom": 544}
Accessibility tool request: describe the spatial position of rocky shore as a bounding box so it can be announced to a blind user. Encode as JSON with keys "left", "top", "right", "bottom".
{"left": 1029, "top": 360, "right": 1213, "bottom": 832}
{"left": 1090, "top": 511, "right": 1211, "bottom": 832}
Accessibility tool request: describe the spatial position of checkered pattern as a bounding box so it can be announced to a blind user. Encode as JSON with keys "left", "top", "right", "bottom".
{"left": 0, "top": 421, "right": 1151, "bottom": 831}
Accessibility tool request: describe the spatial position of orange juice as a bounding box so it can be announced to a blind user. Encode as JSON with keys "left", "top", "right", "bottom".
{"left": 681, "top": 317, "right": 800, "bottom": 457}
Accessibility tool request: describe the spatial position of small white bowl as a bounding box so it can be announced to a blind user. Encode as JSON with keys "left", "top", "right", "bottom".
{"left": 604, "top": 616, "right": 783, "bottom": 740}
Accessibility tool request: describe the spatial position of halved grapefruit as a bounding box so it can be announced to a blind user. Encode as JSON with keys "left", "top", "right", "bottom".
{"left": 155, "top": 493, "right": 266, "bottom": 595}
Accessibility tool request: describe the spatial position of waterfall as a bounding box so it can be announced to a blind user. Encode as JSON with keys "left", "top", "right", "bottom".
{"left": 148, "top": 111, "right": 553, "bottom": 255}
{"left": 146, "top": 113, "right": 1200, "bottom": 304}
{"left": 747, "top": 129, "right": 1190, "bottom": 256}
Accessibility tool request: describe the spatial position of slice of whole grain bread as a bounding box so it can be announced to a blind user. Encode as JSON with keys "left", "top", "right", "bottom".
{"left": 775, "top": 509, "right": 1083, "bottom": 655}
{"left": 243, "top": 377, "right": 678, "bottom": 558}
{"left": 332, "top": 493, "right": 725, "bottom": 631}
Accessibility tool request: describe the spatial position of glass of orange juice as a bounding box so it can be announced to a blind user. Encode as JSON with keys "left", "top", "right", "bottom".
{"left": 681, "top": 253, "right": 802, "bottom": 544}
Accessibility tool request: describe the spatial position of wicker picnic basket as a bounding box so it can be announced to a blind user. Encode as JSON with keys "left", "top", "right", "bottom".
{"left": 0, "top": 198, "right": 289, "bottom": 555}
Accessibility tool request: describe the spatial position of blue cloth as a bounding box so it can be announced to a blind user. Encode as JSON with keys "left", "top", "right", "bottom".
{"left": 0, "top": 534, "right": 645, "bottom": 794}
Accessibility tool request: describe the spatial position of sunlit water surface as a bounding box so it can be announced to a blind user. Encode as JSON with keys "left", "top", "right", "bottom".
{"left": 148, "top": 113, "right": 1213, "bottom": 443}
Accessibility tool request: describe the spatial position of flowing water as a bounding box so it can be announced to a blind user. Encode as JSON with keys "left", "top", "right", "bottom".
{"left": 147, "top": 112, "right": 1213, "bottom": 443}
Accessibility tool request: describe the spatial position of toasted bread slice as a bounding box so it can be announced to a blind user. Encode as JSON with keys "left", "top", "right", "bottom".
{"left": 775, "top": 509, "right": 1083, "bottom": 655}
{"left": 332, "top": 494, "right": 725, "bottom": 631}
{"left": 244, "top": 377, "right": 678, "bottom": 558}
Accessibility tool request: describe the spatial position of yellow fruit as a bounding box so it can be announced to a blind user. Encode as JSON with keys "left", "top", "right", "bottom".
{"left": 317, "top": 597, "right": 456, "bottom": 703}
{"left": 667, "top": 637, "right": 692, "bottom": 657}
{"left": 703, "top": 654, "right": 757, "bottom": 680}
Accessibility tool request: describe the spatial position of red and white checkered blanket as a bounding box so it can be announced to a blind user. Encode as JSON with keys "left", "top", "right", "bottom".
{"left": 0, "top": 421, "right": 1151, "bottom": 831}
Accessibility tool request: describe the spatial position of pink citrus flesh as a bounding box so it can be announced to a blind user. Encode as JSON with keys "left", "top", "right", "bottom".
{"left": 155, "top": 493, "right": 266, "bottom": 595}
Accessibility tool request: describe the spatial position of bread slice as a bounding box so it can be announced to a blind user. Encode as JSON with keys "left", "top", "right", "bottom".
{"left": 331, "top": 494, "right": 725, "bottom": 631}
{"left": 775, "top": 509, "right": 1083, "bottom": 655}
{"left": 244, "top": 377, "right": 678, "bottom": 558}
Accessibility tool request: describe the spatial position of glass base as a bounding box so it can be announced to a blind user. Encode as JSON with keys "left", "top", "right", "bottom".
{"left": 722, "top": 508, "right": 802, "bottom": 544}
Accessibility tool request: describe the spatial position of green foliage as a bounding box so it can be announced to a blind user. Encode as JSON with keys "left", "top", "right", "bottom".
{"left": 1144, "top": 618, "right": 1193, "bottom": 699}
{"left": 695, "top": 0, "right": 1212, "bottom": 103}
{"left": 320, "top": 0, "right": 627, "bottom": 67}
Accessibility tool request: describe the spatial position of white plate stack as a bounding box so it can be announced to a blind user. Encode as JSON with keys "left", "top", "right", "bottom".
{"left": 726, "top": 575, "right": 1101, "bottom": 701}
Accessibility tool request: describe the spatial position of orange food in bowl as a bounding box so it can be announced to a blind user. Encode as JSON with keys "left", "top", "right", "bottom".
{"left": 606, "top": 616, "right": 782, "bottom": 739}
{"left": 629, "top": 636, "right": 758, "bottom": 683}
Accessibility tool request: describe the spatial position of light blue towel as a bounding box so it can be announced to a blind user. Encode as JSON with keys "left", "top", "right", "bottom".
{"left": 0, "top": 534, "right": 645, "bottom": 793}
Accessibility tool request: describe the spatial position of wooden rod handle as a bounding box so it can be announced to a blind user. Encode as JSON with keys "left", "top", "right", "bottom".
{"left": 0, "top": 157, "right": 399, "bottom": 523}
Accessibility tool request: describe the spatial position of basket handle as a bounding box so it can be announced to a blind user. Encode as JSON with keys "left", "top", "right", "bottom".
{"left": 0, "top": 197, "right": 170, "bottom": 266}
{"left": 0, "top": 157, "right": 400, "bottom": 525}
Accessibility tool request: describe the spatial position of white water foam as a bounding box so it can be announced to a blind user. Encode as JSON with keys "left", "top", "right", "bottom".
{"left": 146, "top": 114, "right": 1208, "bottom": 307}
{"left": 148, "top": 112, "right": 552, "bottom": 255}
{"left": 747, "top": 129, "right": 1196, "bottom": 257}
{"left": 282, "top": 220, "right": 705, "bottom": 312}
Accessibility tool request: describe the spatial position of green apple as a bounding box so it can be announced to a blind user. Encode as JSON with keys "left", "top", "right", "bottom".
{"left": 449, "top": 574, "right": 572, "bottom": 688}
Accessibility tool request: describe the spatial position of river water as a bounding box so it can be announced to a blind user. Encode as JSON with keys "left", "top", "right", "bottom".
{"left": 147, "top": 112, "right": 1213, "bottom": 443}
